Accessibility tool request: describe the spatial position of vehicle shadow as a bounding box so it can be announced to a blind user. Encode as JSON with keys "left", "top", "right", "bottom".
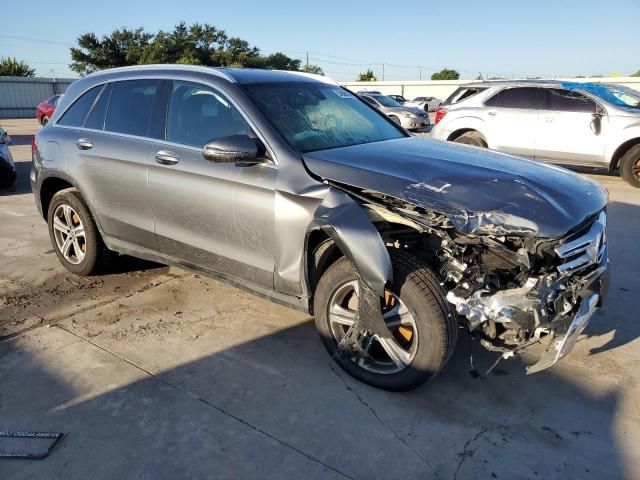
{"left": 0, "top": 159, "right": 32, "bottom": 196}
{"left": 581, "top": 200, "right": 640, "bottom": 355}
{"left": 0, "top": 315, "right": 632, "bottom": 479}
{"left": 99, "top": 255, "right": 167, "bottom": 275}
{"left": 7, "top": 134, "right": 34, "bottom": 147}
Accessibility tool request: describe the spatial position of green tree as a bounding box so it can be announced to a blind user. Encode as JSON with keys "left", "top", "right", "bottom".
{"left": 70, "top": 27, "right": 153, "bottom": 74}
{"left": 358, "top": 68, "right": 376, "bottom": 81}
{"left": 70, "top": 22, "right": 301, "bottom": 75}
{"left": 0, "top": 57, "right": 35, "bottom": 77}
{"left": 301, "top": 64, "right": 324, "bottom": 75}
{"left": 264, "top": 52, "right": 301, "bottom": 70}
{"left": 631, "top": 70, "right": 640, "bottom": 77}
{"left": 431, "top": 68, "right": 460, "bottom": 80}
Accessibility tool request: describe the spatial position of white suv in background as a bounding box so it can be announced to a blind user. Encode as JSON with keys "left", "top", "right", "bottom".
{"left": 431, "top": 81, "right": 640, "bottom": 187}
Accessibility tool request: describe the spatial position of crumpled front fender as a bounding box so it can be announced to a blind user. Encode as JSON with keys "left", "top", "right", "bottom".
{"left": 308, "top": 188, "right": 392, "bottom": 296}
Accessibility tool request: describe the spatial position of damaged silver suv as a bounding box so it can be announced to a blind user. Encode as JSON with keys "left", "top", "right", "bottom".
{"left": 31, "top": 66, "right": 609, "bottom": 391}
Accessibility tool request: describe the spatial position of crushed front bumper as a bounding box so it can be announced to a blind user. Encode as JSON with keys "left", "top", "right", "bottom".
{"left": 526, "top": 265, "right": 609, "bottom": 373}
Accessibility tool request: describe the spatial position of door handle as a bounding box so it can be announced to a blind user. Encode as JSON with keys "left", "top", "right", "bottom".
{"left": 488, "top": 111, "right": 497, "bottom": 117}
{"left": 155, "top": 150, "right": 179, "bottom": 165}
{"left": 545, "top": 117, "right": 554, "bottom": 123}
{"left": 76, "top": 138, "right": 93, "bottom": 150}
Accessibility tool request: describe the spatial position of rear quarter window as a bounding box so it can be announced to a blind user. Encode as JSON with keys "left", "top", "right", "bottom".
{"left": 442, "top": 87, "right": 488, "bottom": 106}
{"left": 57, "top": 86, "right": 101, "bottom": 127}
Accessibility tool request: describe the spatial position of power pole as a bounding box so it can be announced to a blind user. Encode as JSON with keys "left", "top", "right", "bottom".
{"left": 382, "top": 63, "right": 385, "bottom": 81}
{"left": 306, "top": 51, "right": 309, "bottom": 69}
{"left": 419, "top": 67, "right": 422, "bottom": 80}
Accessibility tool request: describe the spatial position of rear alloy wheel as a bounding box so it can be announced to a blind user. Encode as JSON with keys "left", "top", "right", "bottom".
{"left": 47, "top": 188, "right": 106, "bottom": 275}
{"left": 314, "top": 251, "right": 457, "bottom": 391}
{"left": 41, "top": 115, "right": 49, "bottom": 126}
{"left": 453, "top": 131, "right": 487, "bottom": 148}
{"left": 620, "top": 144, "right": 640, "bottom": 188}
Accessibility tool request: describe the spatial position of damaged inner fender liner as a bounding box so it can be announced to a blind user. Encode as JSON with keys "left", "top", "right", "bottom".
{"left": 321, "top": 181, "right": 609, "bottom": 374}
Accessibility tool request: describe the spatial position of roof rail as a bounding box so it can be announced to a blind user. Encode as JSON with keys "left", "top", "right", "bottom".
{"left": 86, "top": 64, "right": 236, "bottom": 82}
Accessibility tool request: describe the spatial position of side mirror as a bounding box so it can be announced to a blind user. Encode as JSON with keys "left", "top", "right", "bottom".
{"left": 590, "top": 112, "right": 602, "bottom": 135}
{"left": 202, "top": 135, "right": 266, "bottom": 164}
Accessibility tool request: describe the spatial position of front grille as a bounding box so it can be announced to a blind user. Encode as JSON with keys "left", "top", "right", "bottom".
{"left": 555, "top": 211, "right": 607, "bottom": 275}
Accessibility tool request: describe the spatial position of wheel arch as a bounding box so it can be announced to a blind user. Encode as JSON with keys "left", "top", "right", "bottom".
{"left": 447, "top": 128, "right": 485, "bottom": 142}
{"left": 39, "top": 175, "right": 76, "bottom": 220}
{"left": 609, "top": 137, "right": 640, "bottom": 172}
{"left": 38, "top": 174, "right": 106, "bottom": 239}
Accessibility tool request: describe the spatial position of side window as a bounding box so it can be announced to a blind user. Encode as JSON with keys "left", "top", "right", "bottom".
{"left": 105, "top": 79, "right": 161, "bottom": 137}
{"left": 166, "top": 81, "right": 252, "bottom": 148}
{"left": 493, "top": 87, "right": 539, "bottom": 109}
{"left": 84, "top": 84, "right": 112, "bottom": 130}
{"left": 545, "top": 89, "right": 596, "bottom": 113}
{"left": 57, "top": 87, "right": 101, "bottom": 127}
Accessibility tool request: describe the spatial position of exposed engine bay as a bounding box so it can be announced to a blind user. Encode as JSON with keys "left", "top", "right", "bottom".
{"left": 339, "top": 184, "right": 610, "bottom": 375}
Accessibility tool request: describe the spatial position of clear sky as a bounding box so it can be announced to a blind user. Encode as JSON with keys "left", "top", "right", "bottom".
{"left": 2, "top": 0, "right": 638, "bottom": 80}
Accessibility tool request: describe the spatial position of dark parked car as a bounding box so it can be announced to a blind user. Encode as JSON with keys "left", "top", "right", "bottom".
{"left": 32, "top": 66, "right": 609, "bottom": 390}
{"left": 36, "top": 94, "right": 63, "bottom": 126}
{"left": 0, "top": 127, "right": 16, "bottom": 187}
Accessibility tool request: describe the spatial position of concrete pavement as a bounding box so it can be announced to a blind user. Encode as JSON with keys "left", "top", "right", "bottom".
{"left": 1, "top": 119, "right": 638, "bottom": 479}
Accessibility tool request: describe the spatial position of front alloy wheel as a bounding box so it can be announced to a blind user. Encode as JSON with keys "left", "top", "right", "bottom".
{"left": 328, "top": 280, "right": 418, "bottom": 375}
{"left": 314, "top": 251, "right": 457, "bottom": 391}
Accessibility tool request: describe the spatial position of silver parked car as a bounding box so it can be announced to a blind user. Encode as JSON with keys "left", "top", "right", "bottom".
{"left": 32, "top": 66, "right": 608, "bottom": 390}
{"left": 359, "top": 93, "right": 430, "bottom": 130}
{"left": 431, "top": 80, "right": 640, "bottom": 187}
{"left": 405, "top": 96, "right": 442, "bottom": 112}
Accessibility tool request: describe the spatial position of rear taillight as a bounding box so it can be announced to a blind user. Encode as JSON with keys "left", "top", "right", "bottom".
{"left": 31, "top": 136, "right": 37, "bottom": 154}
{"left": 435, "top": 107, "right": 447, "bottom": 124}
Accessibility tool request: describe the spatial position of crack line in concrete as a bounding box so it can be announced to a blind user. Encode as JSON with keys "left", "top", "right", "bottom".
{"left": 328, "top": 364, "right": 441, "bottom": 480}
{"left": 53, "top": 324, "right": 355, "bottom": 480}
{"left": 453, "top": 427, "right": 491, "bottom": 480}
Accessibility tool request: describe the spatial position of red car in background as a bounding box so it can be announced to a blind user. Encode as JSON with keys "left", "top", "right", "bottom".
{"left": 36, "top": 94, "right": 63, "bottom": 126}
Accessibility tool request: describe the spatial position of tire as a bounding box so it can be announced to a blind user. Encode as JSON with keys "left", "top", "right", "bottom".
{"left": 389, "top": 115, "right": 401, "bottom": 125}
{"left": 41, "top": 115, "right": 49, "bottom": 126}
{"left": 47, "top": 188, "right": 107, "bottom": 276}
{"left": 453, "top": 131, "right": 487, "bottom": 147}
{"left": 0, "top": 170, "right": 16, "bottom": 188}
{"left": 314, "top": 250, "right": 457, "bottom": 391}
{"left": 619, "top": 144, "right": 640, "bottom": 188}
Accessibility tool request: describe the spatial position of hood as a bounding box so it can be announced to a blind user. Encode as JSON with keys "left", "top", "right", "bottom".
{"left": 302, "top": 137, "right": 607, "bottom": 238}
